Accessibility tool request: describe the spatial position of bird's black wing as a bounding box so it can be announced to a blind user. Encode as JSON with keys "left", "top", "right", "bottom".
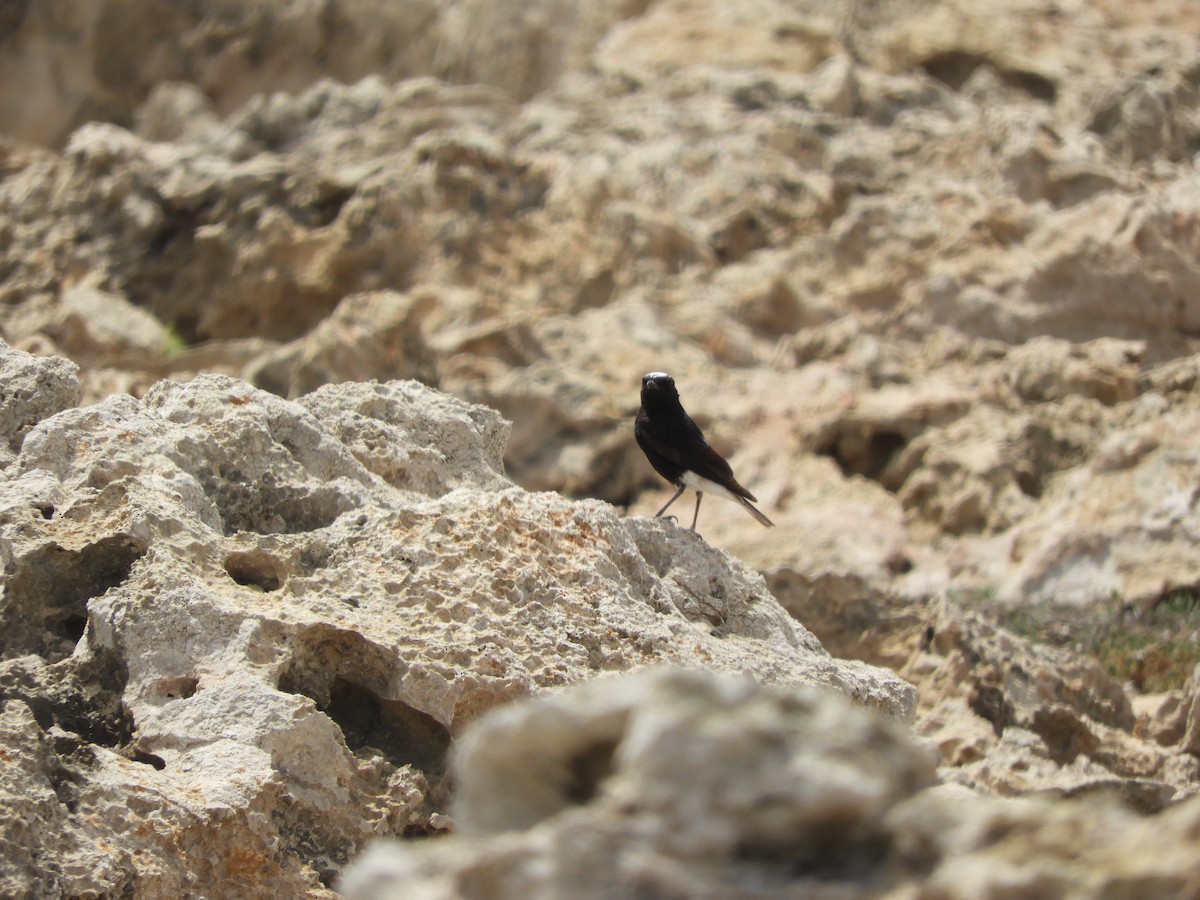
{"left": 634, "top": 416, "right": 681, "bottom": 465}
{"left": 637, "top": 413, "right": 756, "bottom": 500}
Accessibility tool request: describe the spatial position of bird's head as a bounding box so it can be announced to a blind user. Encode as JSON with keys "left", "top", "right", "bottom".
{"left": 640, "top": 371, "right": 680, "bottom": 408}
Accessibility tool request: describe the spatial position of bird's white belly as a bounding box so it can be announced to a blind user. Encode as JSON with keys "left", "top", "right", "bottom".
{"left": 680, "top": 470, "right": 744, "bottom": 505}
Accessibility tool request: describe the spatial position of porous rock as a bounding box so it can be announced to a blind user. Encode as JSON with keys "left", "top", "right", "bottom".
{"left": 0, "top": 338, "right": 80, "bottom": 463}
{"left": 244, "top": 291, "right": 439, "bottom": 399}
{"left": 902, "top": 602, "right": 1200, "bottom": 808}
{"left": 340, "top": 667, "right": 936, "bottom": 900}
{"left": 340, "top": 666, "right": 1200, "bottom": 900}
{"left": 0, "top": 349, "right": 912, "bottom": 896}
{"left": 996, "top": 406, "right": 1200, "bottom": 607}
{"left": 0, "top": 0, "right": 632, "bottom": 147}
{"left": 5, "top": 4, "right": 1200, "bottom": 613}
{"left": 8, "top": 0, "right": 1200, "bottom": 890}
{"left": 56, "top": 284, "right": 174, "bottom": 360}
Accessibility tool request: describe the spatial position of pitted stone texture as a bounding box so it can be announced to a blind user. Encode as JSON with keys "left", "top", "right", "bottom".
{"left": 0, "top": 359, "right": 911, "bottom": 896}
{"left": 0, "top": 339, "right": 80, "bottom": 464}
{"left": 297, "top": 378, "right": 510, "bottom": 498}
{"left": 341, "top": 668, "right": 935, "bottom": 900}
{"left": 341, "top": 667, "right": 1200, "bottom": 900}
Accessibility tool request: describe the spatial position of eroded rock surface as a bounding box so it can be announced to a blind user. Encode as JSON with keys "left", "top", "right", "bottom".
{"left": 4, "top": 35, "right": 1200, "bottom": 607}
{"left": 6, "top": 0, "right": 1200, "bottom": 894}
{"left": 0, "top": 344, "right": 910, "bottom": 897}
{"left": 340, "top": 667, "right": 1200, "bottom": 900}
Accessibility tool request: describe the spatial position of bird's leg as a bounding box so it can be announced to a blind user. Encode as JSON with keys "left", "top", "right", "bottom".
{"left": 690, "top": 492, "right": 702, "bottom": 531}
{"left": 656, "top": 484, "right": 686, "bottom": 519}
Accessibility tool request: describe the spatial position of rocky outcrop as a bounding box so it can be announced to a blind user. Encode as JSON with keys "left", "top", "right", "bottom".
{"left": 5, "top": 47, "right": 1200, "bottom": 604}
{"left": 906, "top": 603, "right": 1200, "bottom": 810}
{"left": 340, "top": 667, "right": 1200, "bottom": 900}
{"left": 0, "top": 343, "right": 911, "bottom": 897}
{"left": 0, "top": 341, "right": 79, "bottom": 465}
{"left": 7, "top": 0, "right": 1200, "bottom": 894}
{"left": 0, "top": 1, "right": 639, "bottom": 148}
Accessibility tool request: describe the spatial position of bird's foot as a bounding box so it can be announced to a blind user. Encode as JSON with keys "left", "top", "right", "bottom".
{"left": 656, "top": 514, "right": 678, "bottom": 524}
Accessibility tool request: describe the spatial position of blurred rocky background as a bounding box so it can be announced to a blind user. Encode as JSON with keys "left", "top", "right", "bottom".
{"left": 4, "top": 0, "right": 1200, "bottom": 896}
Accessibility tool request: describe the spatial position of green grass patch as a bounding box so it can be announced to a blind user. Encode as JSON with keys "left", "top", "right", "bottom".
{"left": 995, "top": 589, "right": 1200, "bottom": 693}
{"left": 163, "top": 324, "right": 188, "bottom": 358}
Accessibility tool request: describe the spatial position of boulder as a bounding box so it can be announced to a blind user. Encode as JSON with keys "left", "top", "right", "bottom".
{"left": 0, "top": 347, "right": 912, "bottom": 895}
{"left": 341, "top": 666, "right": 1200, "bottom": 900}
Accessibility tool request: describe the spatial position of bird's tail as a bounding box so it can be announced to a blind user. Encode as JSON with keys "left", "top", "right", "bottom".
{"left": 739, "top": 496, "right": 775, "bottom": 528}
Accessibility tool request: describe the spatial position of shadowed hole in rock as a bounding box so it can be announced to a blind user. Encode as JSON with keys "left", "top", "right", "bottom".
{"left": 325, "top": 677, "right": 451, "bottom": 774}
{"left": 0, "top": 1, "right": 30, "bottom": 45}
{"left": 2, "top": 535, "right": 148, "bottom": 662}
{"left": 736, "top": 829, "right": 890, "bottom": 880}
{"left": 815, "top": 429, "right": 908, "bottom": 484}
{"left": 563, "top": 738, "right": 620, "bottom": 805}
{"left": 173, "top": 311, "right": 200, "bottom": 345}
{"left": 921, "top": 51, "right": 1057, "bottom": 102}
{"left": 132, "top": 749, "right": 167, "bottom": 770}
{"left": 223, "top": 550, "right": 286, "bottom": 592}
{"left": 46, "top": 734, "right": 96, "bottom": 812}
{"left": 0, "top": 647, "right": 134, "bottom": 750}
{"left": 60, "top": 613, "right": 88, "bottom": 643}
{"left": 211, "top": 475, "right": 354, "bottom": 536}
{"left": 278, "top": 626, "right": 451, "bottom": 775}
{"left": 1028, "top": 705, "right": 1098, "bottom": 765}
{"left": 711, "top": 209, "right": 768, "bottom": 264}
{"left": 571, "top": 268, "right": 615, "bottom": 313}
{"left": 921, "top": 50, "right": 990, "bottom": 90}
{"left": 1056, "top": 779, "right": 1176, "bottom": 816}
{"left": 1015, "top": 466, "right": 1043, "bottom": 499}
{"left": 156, "top": 675, "right": 199, "bottom": 701}
{"left": 968, "top": 681, "right": 1013, "bottom": 736}
{"left": 272, "top": 794, "right": 357, "bottom": 889}
{"left": 1002, "top": 69, "right": 1057, "bottom": 103}
{"left": 308, "top": 184, "right": 356, "bottom": 228}
{"left": 144, "top": 206, "right": 196, "bottom": 260}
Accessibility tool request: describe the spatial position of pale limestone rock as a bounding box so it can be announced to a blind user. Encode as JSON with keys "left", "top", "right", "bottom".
{"left": 297, "top": 379, "right": 511, "bottom": 498}
{"left": 340, "top": 667, "right": 935, "bottom": 900}
{"left": 886, "top": 788, "right": 1200, "bottom": 900}
{"left": 807, "top": 54, "right": 860, "bottom": 116}
{"left": 594, "top": 0, "right": 839, "bottom": 81}
{"left": 340, "top": 667, "right": 1200, "bottom": 900}
{"left": 0, "top": 0, "right": 524, "bottom": 147}
{"left": 57, "top": 284, "right": 173, "bottom": 359}
{"left": 0, "top": 338, "right": 80, "bottom": 463}
{"left": 998, "top": 408, "right": 1200, "bottom": 606}
{"left": 1177, "top": 664, "right": 1200, "bottom": 755}
{"left": 1000, "top": 337, "right": 1142, "bottom": 406}
{"left": 902, "top": 602, "right": 1200, "bottom": 809}
{"left": 890, "top": 404, "right": 1083, "bottom": 536}
{"left": 2, "top": 3, "right": 1197, "bottom": 605}
{"left": 244, "top": 291, "right": 439, "bottom": 399}
{"left": 6, "top": 1, "right": 1200, "bottom": 892}
{"left": 917, "top": 189, "right": 1200, "bottom": 360}
{"left": 1132, "top": 689, "right": 1188, "bottom": 747}
{"left": 0, "top": 349, "right": 912, "bottom": 895}
{"left": 0, "top": 695, "right": 335, "bottom": 899}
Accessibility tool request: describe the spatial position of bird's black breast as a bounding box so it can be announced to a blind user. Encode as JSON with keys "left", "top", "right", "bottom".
{"left": 635, "top": 409, "right": 687, "bottom": 485}
{"left": 636, "top": 403, "right": 752, "bottom": 499}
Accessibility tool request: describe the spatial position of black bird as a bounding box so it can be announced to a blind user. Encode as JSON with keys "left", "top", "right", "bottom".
{"left": 635, "top": 372, "right": 774, "bottom": 531}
